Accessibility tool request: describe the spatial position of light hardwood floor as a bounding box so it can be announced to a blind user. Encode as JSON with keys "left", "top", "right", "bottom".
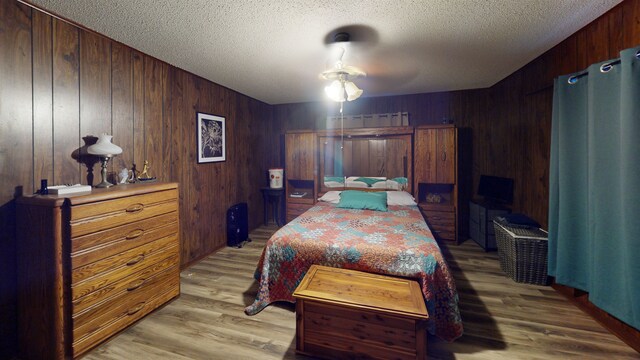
{"left": 85, "top": 225, "right": 639, "bottom": 359}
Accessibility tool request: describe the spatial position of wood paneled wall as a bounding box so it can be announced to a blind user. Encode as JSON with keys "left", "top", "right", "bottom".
{"left": 271, "top": 0, "right": 640, "bottom": 348}
{"left": 1, "top": 0, "right": 639, "bottom": 357}
{"left": 0, "top": 1, "right": 274, "bottom": 356}
{"left": 272, "top": 0, "right": 640, "bottom": 234}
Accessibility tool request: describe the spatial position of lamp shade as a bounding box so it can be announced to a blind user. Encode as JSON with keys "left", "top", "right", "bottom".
{"left": 324, "top": 80, "right": 345, "bottom": 102}
{"left": 344, "top": 81, "right": 363, "bottom": 101}
{"left": 87, "top": 134, "right": 122, "bottom": 156}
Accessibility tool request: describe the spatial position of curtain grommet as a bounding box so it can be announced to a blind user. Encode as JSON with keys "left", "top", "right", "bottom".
{"left": 600, "top": 63, "right": 613, "bottom": 73}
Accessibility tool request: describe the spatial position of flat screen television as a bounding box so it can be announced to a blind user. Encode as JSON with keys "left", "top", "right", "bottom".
{"left": 478, "top": 175, "right": 514, "bottom": 205}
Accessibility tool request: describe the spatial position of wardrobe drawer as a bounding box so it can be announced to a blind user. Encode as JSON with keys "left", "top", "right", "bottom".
{"left": 71, "top": 215, "right": 178, "bottom": 269}
{"left": 71, "top": 237, "right": 178, "bottom": 298}
{"left": 70, "top": 190, "right": 178, "bottom": 237}
{"left": 72, "top": 254, "right": 178, "bottom": 315}
{"left": 430, "top": 224, "right": 455, "bottom": 234}
{"left": 423, "top": 210, "right": 454, "bottom": 227}
{"left": 72, "top": 282, "right": 179, "bottom": 357}
{"left": 434, "top": 229, "right": 456, "bottom": 241}
{"left": 287, "top": 203, "right": 314, "bottom": 216}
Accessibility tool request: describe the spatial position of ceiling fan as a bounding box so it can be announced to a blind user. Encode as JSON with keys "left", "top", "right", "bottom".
{"left": 320, "top": 32, "right": 367, "bottom": 102}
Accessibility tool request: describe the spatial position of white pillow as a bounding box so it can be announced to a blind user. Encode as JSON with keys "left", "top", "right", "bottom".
{"left": 386, "top": 191, "right": 417, "bottom": 206}
{"left": 324, "top": 181, "right": 344, "bottom": 188}
{"left": 372, "top": 181, "right": 390, "bottom": 189}
{"left": 384, "top": 180, "right": 399, "bottom": 190}
{"left": 345, "top": 180, "right": 368, "bottom": 188}
{"left": 318, "top": 191, "right": 341, "bottom": 203}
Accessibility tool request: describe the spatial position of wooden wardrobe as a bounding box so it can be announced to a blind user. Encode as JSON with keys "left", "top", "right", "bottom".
{"left": 413, "top": 125, "right": 458, "bottom": 244}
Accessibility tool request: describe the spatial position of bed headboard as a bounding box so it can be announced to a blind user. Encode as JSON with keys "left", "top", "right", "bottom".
{"left": 317, "top": 126, "right": 414, "bottom": 193}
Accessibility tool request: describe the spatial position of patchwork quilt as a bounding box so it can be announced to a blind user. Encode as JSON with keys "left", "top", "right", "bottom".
{"left": 244, "top": 201, "right": 463, "bottom": 341}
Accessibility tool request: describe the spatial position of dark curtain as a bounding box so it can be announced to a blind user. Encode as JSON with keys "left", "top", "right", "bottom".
{"left": 549, "top": 47, "right": 640, "bottom": 330}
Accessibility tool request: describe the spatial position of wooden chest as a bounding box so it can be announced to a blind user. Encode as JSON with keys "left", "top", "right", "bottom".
{"left": 293, "top": 265, "right": 429, "bottom": 360}
{"left": 16, "top": 182, "right": 180, "bottom": 359}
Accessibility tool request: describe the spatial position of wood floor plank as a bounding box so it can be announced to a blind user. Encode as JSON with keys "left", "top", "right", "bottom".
{"left": 84, "top": 226, "right": 638, "bottom": 359}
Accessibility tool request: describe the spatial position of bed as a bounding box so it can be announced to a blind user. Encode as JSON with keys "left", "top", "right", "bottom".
{"left": 245, "top": 192, "right": 463, "bottom": 342}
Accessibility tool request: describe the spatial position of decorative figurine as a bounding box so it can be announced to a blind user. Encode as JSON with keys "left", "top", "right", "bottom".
{"left": 137, "top": 160, "right": 156, "bottom": 181}
{"left": 128, "top": 163, "right": 139, "bottom": 183}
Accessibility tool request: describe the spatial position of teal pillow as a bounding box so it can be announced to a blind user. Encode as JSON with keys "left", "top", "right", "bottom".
{"left": 355, "top": 177, "right": 386, "bottom": 187}
{"left": 392, "top": 177, "right": 408, "bottom": 185}
{"left": 337, "top": 190, "right": 388, "bottom": 212}
{"left": 324, "top": 176, "right": 345, "bottom": 183}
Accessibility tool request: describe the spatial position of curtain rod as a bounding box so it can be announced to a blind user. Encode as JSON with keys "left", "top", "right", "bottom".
{"left": 568, "top": 50, "right": 640, "bottom": 84}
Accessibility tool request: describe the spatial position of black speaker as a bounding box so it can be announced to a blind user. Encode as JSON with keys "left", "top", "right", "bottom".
{"left": 227, "top": 203, "right": 249, "bottom": 247}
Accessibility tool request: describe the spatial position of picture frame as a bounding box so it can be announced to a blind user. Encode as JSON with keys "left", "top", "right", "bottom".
{"left": 197, "top": 112, "right": 226, "bottom": 163}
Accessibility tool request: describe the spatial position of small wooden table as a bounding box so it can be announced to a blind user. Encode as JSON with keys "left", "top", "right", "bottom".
{"left": 293, "top": 265, "right": 429, "bottom": 360}
{"left": 260, "top": 187, "right": 284, "bottom": 226}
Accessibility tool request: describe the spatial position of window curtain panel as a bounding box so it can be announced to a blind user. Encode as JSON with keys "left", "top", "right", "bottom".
{"left": 549, "top": 46, "right": 640, "bottom": 330}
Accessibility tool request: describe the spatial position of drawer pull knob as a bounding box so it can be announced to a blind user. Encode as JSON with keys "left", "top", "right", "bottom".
{"left": 127, "top": 302, "right": 145, "bottom": 316}
{"left": 126, "top": 229, "right": 145, "bottom": 239}
{"left": 127, "top": 278, "right": 146, "bottom": 291}
{"left": 126, "top": 204, "right": 144, "bottom": 213}
{"left": 126, "top": 254, "right": 145, "bottom": 266}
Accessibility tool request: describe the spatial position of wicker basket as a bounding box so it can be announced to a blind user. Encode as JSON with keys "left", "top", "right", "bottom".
{"left": 493, "top": 220, "right": 550, "bottom": 285}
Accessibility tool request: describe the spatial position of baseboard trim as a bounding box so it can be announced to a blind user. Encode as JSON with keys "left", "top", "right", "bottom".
{"left": 552, "top": 282, "right": 640, "bottom": 353}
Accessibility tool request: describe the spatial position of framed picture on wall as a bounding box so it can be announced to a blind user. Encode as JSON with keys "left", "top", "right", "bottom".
{"left": 197, "top": 112, "right": 226, "bottom": 163}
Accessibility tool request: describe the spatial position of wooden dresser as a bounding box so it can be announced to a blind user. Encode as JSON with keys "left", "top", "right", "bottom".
{"left": 16, "top": 182, "right": 180, "bottom": 359}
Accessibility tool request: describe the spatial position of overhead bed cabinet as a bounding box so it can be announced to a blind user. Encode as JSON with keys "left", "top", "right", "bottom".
{"left": 16, "top": 182, "right": 180, "bottom": 359}
{"left": 414, "top": 125, "right": 458, "bottom": 243}
{"left": 285, "top": 131, "right": 317, "bottom": 223}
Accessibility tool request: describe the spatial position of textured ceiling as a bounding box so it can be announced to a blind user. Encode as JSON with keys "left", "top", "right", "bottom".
{"left": 30, "top": 0, "right": 621, "bottom": 105}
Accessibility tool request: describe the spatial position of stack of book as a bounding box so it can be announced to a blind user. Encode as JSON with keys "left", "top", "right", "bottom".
{"left": 47, "top": 184, "right": 92, "bottom": 195}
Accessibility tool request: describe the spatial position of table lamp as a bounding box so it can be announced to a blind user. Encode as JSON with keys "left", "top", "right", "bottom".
{"left": 87, "top": 134, "right": 123, "bottom": 188}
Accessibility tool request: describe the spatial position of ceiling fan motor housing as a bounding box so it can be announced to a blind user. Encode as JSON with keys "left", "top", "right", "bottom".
{"left": 334, "top": 32, "right": 350, "bottom": 42}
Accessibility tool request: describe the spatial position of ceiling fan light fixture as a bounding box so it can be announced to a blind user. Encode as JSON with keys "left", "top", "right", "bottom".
{"left": 320, "top": 35, "right": 365, "bottom": 103}
{"left": 325, "top": 80, "right": 345, "bottom": 102}
{"left": 344, "top": 81, "right": 363, "bottom": 101}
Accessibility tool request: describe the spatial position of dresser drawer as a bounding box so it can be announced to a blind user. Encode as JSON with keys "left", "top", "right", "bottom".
{"left": 71, "top": 236, "right": 178, "bottom": 298}
{"left": 70, "top": 190, "right": 178, "bottom": 237}
{"left": 72, "top": 281, "right": 179, "bottom": 357}
{"left": 73, "top": 265, "right": 179, "bottom": 335}
{"left": 72, "top": 253, "right": 178, "bottom": 314}
{"left": 71, "top": 213, "right": 177, "bottom": 269}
